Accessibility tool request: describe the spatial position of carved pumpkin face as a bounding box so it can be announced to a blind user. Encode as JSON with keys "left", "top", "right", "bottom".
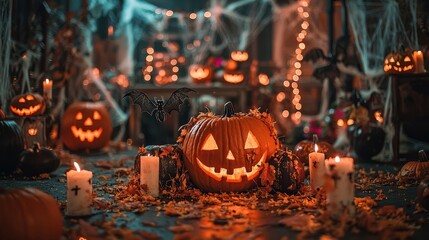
{"left": 179, "top": 102, "right": 279, "bottom": 192}
{"left": 230, "top": 51, "right": 248, "bottom": 62}
{"left": 384, "top": 51, "right": 415, "bottom": 74}
{"left": 10, "top": 93, "right": 45, "bottom": 116}
{"left": 189, "top": 65, "right": 213, "bottom": 83}
{"left": 61, "top": 102, "right": 112, "bottom": 151}
{"left": 223, "top": 71, "right": 245, "bottom": 84}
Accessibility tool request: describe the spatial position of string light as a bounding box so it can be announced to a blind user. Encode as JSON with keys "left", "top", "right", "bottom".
{"left": 282, "top": 0, "right": 310, "bottom": 123}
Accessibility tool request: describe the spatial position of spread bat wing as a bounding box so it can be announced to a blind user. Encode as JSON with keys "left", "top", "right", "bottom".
{"left": 163, "top": 88, "right": 197, "bottom": 114}
{"left": 123, "top": 90, "right": 157, "bottom": 115}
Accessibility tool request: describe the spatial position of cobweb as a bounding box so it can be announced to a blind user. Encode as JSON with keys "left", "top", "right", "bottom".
{"left": 347, "top": 0, "right": 418, "bottom": 77}
{"left": 0, "top": 0, "right": 12, "bottom": 109}
{"left": 118, "top": 0, "right": 273, "bottom": 66}
{"left": 347, "top": 0, "right": 418, "bottom": 161}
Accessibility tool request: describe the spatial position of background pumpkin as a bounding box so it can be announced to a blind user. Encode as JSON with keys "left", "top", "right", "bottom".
{"left": 0, "top": 187, "right": 63, "bottom": 240}
{"left": 134, "top": 144, "right": 184, "bottom": 189}
{"left": 268, "top": 149, "right": 305, "bottom": 194}
{"left": 61, "top": 101, "right": 112, "bottom": 151}
{"left": 9, "top": 93, "right": 45, "bottom": 117}
{"left": 179, "top": 102, "right": 279, "bottom": 192}
{"left": 19, "top": 143, "right": 60, "bottom": 176}
{"left": 383, "top": 49, "right": 415, "bottom": 74}
{"left": 293, "top": 135, "right": 336, "bottom": 166}
{"left": 417, "top": 176, "right": 429, "bottom": 210}
{"left": 398, "top": 150, "right": 429, "bottom": 182}
{"left": 189, "top": 64, "right": 213, "bottom": 83}
{"left": 0, "top": 120, "right": 25, "bottom": 174}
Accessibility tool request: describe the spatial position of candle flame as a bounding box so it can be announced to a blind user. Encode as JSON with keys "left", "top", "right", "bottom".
{"left": 418, "top": 50, "right": 422, "bottom": 54}
{"left": 335, "top": 156, "right": 340, "bottom": 163}
{"left": 315, "top": 144, "right": 318, "bottom": 153}
{"left": 45, "top": 78, "right": 50, "bottom": 83}
{"left": 74, "top": 162, "right": 81, "bottom": 172}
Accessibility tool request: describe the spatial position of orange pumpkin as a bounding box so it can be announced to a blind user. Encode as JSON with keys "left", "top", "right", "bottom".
{"left": 383, "top": 50, "right": 415, "bottom": 74}
{"left": 223, "top": 71, "right": 245, "bottom": 84}
{"left": 0, "top": 187, "right": 63, "bottom": 240}
{"left": 9, "top": 93, "right": 45, "bottom": 116}
{"left": 230, "top": 50, "right": 249, "bottom": 62}
{"left": 61, "top": 102, "right": 112, "bottom": 151}
{"left": 189, "top": 64, "right": 213, "bottom": 83}
{"left": 178, "top": 102, "right": 279, "bottom": 192}
{"left": 398, "top": 150, "right": 429, "bottom": 182}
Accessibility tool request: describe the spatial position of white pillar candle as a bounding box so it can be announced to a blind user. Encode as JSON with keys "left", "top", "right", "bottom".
{"left": 325, "top": 156, "right": 355, "bottom": 218}
{"left": 413, "top": 50, "right": 425, "bottom": 73}
{"left": 140, "top": 155, "right": 159, "bottom": 197}
{"left": 309, "top": 144, "right": 325, "bottom": 192}
{"left": 66, "top": 162, "right": 93, "bottom": 216}
{"left": 43, "top": 78, "right": 53, "bottom": 100}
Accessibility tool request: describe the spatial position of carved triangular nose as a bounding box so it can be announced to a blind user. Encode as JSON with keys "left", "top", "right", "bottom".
{"left": 84, "top": 118, "right": 93, "bottom": 126}
{"left": 226, "top": 150, "right": 235, "bottom": 160}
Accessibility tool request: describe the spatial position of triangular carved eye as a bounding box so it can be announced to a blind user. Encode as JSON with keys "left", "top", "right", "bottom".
{"left": 245, "top": 131, "right": 259, "bottom": 149}
{"left": 202, "top": 134, "right": 218, "bottom": 150}
{"left": 75, "top": 112, "right": 83, "bottom": 120}
{"left": 404, "top": 56, "right": 411, "bottom": 62}
{"left": 26, "top": 95, "right": 34, "bottom": 100}
{"left": 19, "top": 97, "right": 26, "bottom": 103}
{"left": 93, "top": 111, "right": 101, "bottom": 120}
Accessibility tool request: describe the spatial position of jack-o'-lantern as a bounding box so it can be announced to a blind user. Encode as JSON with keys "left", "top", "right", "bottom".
{"left": 189, "top": 64, "right": 213, "bottom": 83}
{"left": 223, "top": 71, "right": 245, "bottom": 84}
{"left": 61, "top": 102, "right": 112, "bottom": 151}
{"left": 383, "top": 50, "right": 415, "bottom": 74}
{"left": 231, "top": 51, "right": 248, "bottom": 62}
{"left": 178, "top": 102, "right": 279, "bottom": 192}
{"left": 9, "top": 93, "right": 45, "bottom": 116}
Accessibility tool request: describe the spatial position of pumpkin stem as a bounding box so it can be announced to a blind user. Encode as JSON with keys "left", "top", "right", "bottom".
{"left": 32, "top": 142, "right": 41, "bottom": 152}
{"left": 418, "top": 150, "right": 428, "bottom": 162}
{"left": 222, "top": 101, "right": 234, "bottom": 118}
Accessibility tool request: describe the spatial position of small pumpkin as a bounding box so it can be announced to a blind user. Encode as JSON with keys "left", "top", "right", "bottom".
{"left": 268, "top": 149, "right": 305, "bottom": 194}
{"left": 189, "top": 64, "right": 213, "bottom": 83}
{"left": 417, "top": 175, "right": 429, "bottom": 210}
{"left": 230, "top": 50, "right": 249, "bottom": 62}
{"left": 0, "top": 187, "right": 63, "bottom": 240}
{"left": 293, "top": 134, "right": 336, "bottom": 166}
{"left": 19, "top": 143, "right": 60, "bottom": 176}
{"left": 9, "top": 93, "right": 45, "bottom": 116}
{"left": 223, "top": 71, "right": 245, "bottom": 84}
{"left": 0, "top": 120, "right": 25, "bottom": 174}
{"left": 134, "top": 144, "right": 184, "bottom": 189}
{"left": 398, "top": 150, "right": 429, "bottom": 182}
{"left": 179, "top": 102, "right": 279, "bottom": 192}
{"left": 61, "top": 101, "right": 112, "bottom": 151}
{"left": 383, "top": 49, "right": 415, "bottom": 74}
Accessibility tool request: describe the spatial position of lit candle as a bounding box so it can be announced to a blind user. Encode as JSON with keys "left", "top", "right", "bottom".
{"left": 66, "top": 162, "right": 93, "bottom": 216}
{"left": 325, "top": 156, "right": 355, "bottom": 218}
{"left": 43, "top": 78, "right": 53, "bottom": 100}
{"left": 140, "top": 155, "right": 159, "bottom": 197}
{"left": 413, "top": 50, "right": 425, "bottom": 73}
{"left": 309, "top": 144, "right": 325, "bottom": 192}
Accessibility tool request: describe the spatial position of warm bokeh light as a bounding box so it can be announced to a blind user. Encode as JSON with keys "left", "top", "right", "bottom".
{"left": 189, "top": 13, "right": 197, "bottom": 19}
{"left": 282, "top": 110, "right": 290, "bottom": 118}
{"left": 276, "top": 92, "right": 286, "bottom": 102}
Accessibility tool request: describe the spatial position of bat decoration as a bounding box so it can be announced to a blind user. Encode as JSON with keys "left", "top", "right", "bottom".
{"left": 124, "top": 88, "right": 197, "bottom": 122}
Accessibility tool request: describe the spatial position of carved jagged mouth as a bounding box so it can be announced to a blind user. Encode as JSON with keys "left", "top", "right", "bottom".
{"left": 10, "top": 104, "right": 42, "bottom": 116}
{"left": 393, "top": 65, "right": 413, "bottom": 72}
{"left": 196, "top": 152, "right": 266, "bottom": 183}
{"left": 71, "top": 126, "right": 103, "bottom": 142}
